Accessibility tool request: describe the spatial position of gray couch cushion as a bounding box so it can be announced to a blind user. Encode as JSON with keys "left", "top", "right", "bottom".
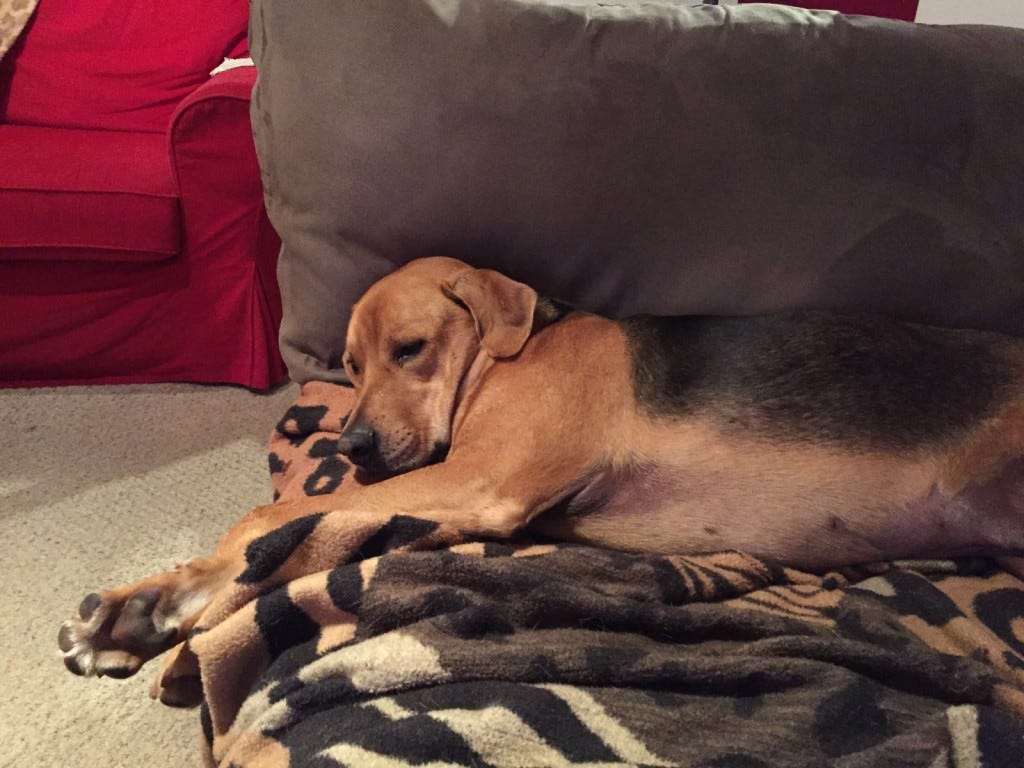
{"left": 250, "top": 0, "right": 1024, "bottom": 384}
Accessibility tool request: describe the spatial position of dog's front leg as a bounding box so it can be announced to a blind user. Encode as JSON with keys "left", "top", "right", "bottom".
{"left": 58, "top": 558, "right": 228, "bottom": 679}
{"left": 57, "top": 499, "right": 318, "bottom": 680}
{"left": 58, "top": 454, "right": 563, "bottom": 681}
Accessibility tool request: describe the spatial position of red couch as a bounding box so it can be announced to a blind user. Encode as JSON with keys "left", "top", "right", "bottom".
{"left": 739, "top": 1, "right": 918, "bottom": 21}
{"left": 0, "top": 0, "right": 286, "bottom": 388}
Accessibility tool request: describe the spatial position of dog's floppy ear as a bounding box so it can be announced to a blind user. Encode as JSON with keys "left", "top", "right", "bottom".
{"left": 443, "top": 268, "right": 538, "bottom": 358}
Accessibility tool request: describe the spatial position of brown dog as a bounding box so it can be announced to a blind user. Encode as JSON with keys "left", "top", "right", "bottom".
{"left": 60, "top": 256, "right": 1024, "bottom": 681}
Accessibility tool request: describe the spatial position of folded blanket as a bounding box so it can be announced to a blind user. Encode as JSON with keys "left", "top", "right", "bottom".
{"left": 0, "top": 0, "right": 39, "bottom": 62}
{"left": 167, "top": 383, "right": 1024, "bottom": 767}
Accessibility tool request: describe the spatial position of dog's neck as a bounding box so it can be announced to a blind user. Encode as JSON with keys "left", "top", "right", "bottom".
{"left": 451, "top": 297, "right": 574, "bottom": 437}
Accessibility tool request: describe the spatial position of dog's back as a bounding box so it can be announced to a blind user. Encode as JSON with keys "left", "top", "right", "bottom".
{"left": 623, "top": 311, "right": 1022, "bottom": 450}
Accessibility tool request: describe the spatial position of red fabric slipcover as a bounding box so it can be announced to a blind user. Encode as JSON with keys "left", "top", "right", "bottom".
{"left": 0, "top": 0, "right": 285, "bottom": 389}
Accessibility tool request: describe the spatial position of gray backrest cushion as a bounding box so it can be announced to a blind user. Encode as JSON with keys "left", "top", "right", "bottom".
{"left": 250, "top": 0, "right": 1024, "bottom": 384}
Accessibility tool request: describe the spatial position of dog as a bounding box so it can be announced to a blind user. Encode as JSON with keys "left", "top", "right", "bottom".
{"left": 59, "top": 256, "right": 1024, "bottom": 683}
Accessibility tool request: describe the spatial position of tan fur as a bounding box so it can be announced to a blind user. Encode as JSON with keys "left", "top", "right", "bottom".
{"left": 940, "top": 399, "right": 1024, "bottom": 492}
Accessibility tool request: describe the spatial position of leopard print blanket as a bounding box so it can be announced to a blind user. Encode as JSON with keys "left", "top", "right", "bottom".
{"left": 0, "top": 0, "right": 37, "bottom": 62}
{"left": 167, "top": 382, "right": 1024, "bottom": 767}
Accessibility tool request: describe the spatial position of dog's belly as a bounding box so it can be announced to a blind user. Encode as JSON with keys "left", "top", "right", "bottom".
{"left": 533, "top": 430, "right": 1023, "bottom": 570}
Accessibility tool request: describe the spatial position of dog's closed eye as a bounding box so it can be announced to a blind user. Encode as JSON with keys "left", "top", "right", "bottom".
{"left": 393, "top": 339, "right": 426, "bottom": 366}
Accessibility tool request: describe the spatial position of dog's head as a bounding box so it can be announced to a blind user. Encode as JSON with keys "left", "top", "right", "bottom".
{"left": 338, "top": 257, "right": 538, "bottom": 478}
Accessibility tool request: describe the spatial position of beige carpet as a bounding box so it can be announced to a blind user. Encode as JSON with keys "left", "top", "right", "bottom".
{"left": 0, "top": 381, "right": 300, "bottom": 768}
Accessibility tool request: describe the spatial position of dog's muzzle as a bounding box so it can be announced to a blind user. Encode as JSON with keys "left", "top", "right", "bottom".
{"left": 337, "top": 425, "right": 379, "bottom": 469}
{"left": 338, "top": 423, "right": 451, "bottom": 479}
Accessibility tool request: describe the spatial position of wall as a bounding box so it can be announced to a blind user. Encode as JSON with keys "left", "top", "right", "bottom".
{"left": 915, "top": 0, "right": 1024, "bottom": 27}
{"left": 726, "top": 0, "right": 1024, "bottom": 27}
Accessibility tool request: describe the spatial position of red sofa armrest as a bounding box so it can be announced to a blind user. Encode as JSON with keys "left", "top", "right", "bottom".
{"left": 166, "top": 66, "right": 286, "bottom": 388}
{"left": 169, "top": 66, "right": 259, "bottom": 147}
{"left": 168, "top": 66, "right": 266, "bottom": 223}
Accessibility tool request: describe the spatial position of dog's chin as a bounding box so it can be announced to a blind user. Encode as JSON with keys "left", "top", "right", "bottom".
{"left": 352, "top": 442, "right": 450, "bottom": 484}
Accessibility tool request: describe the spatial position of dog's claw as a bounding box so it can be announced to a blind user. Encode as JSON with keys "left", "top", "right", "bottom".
{"left": 64, "top": 653, "right": 87, "bottom": 676}
{"left": 78, "top": 592, "right": 102, "bottom": 621}
{"left": 57, "top": 623, "right": 76, "bottom": 653}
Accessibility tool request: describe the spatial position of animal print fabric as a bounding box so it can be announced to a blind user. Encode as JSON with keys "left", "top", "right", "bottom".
{"left": 168, "top": 383, "right": 1024, "bottom": 767}
{"left": 0, "top": 0, "right": 36, "bottom": 61}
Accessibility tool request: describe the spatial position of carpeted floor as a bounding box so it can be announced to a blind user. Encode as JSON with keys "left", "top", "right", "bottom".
{"left": 0, "top": 381, "right": 299, "bottom": 768}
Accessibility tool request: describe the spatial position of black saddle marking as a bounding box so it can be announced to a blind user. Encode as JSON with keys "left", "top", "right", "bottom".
{"left": 624, "top": 311, "right": 1017, "bottom": 450}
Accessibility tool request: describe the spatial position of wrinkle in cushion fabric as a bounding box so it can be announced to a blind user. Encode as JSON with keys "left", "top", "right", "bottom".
{"left": 250, "top": 0, "right": 1024, "bottom": 384}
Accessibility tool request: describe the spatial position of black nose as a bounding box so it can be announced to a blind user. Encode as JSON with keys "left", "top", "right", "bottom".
{"left": 337, "top": 425, "right": 377, "bottom": 467}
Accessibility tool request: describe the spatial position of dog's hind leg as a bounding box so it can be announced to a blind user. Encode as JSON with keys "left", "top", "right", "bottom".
{"left": 939, "top": 399, "right": 1024, "bottom": 565}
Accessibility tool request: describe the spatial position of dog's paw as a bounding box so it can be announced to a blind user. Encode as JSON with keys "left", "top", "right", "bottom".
{"left": 58, "top": 588, "right": 180, "bottom": 679}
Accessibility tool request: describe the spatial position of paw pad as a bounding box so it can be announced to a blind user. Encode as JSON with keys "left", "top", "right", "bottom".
{"left": 58, "top": 589, "right": 177, "bottom": 679}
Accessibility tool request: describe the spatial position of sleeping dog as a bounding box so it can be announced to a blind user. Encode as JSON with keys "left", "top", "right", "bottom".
{"left": 60, "top": 256, "right": 1024, "bottom": 681}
